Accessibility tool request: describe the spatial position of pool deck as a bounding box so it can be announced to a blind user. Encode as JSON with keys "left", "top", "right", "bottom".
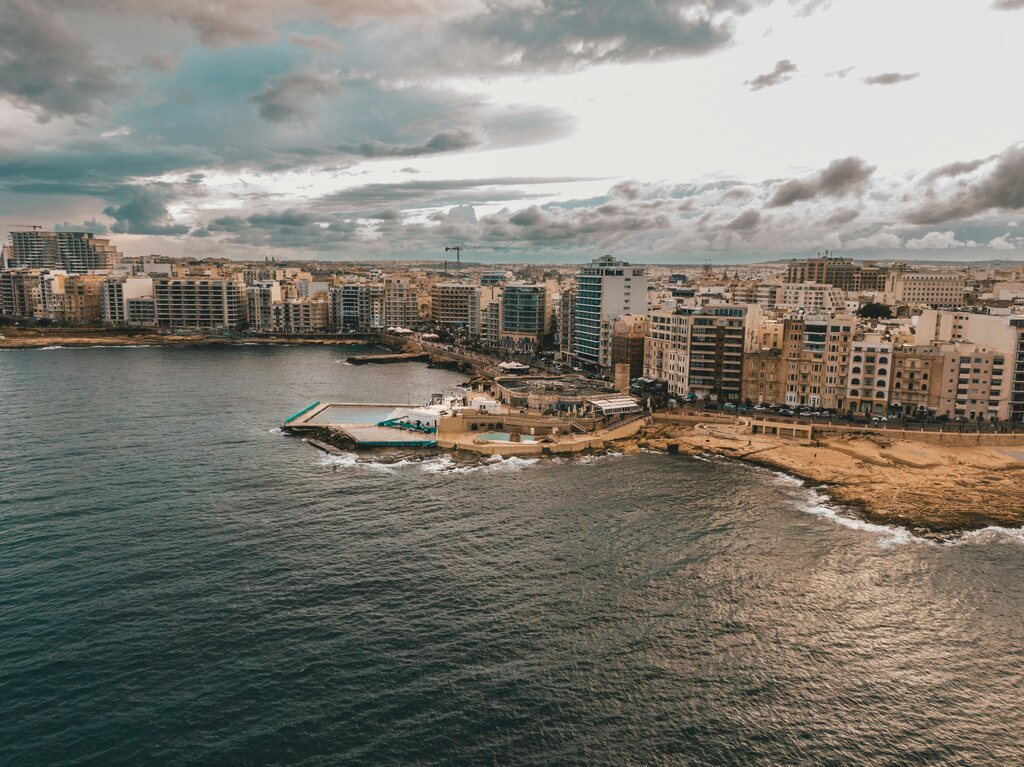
{"left": 285, "top": 401, "right": 439, "bottom": 447}
{"left": 285, "top": 400, "right": 650, "bottom": 454}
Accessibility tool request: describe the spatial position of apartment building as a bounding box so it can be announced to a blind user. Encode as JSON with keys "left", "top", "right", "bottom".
{"left": 247, "top": 281, "right": 283, "bottom": 330}
{"left": 153, "top": 276, "right": 247, "bottom": 329}
{"left": 644, "top": 302, "right": 692, "bottom": 397}
{"left": 430, "top": 283, "right": 478, "bottom": 327}
{"left": 742, "top": 350, "right": 784, "bottom": 404}
{"left": 785, "top": 255, "right": 888, "bottom": 292}
{"left": 885, "top": 271, "right": 965, "bottom": 306}
{"left": 888, "top": 347, "right": 943, "bottom": 415}
{"left": 7, "top": 230, "right": 122, "bottom": 274}
{"left": 102, "top": 278, "right": 156, "bottom": 326}
{"left": 500, "top": 282, "right": 551, "bottom": 353}
{"left": 272, "top": 297, "right": 331, "bottom": 333}
{"left": 847, "top": 332, "right": 894, "bottom": 415}
{"left": 0, "top": 269, "right": 45, "bottom": 318}
{"left": 572, "top": 256, "right": 647, "bottom": 368}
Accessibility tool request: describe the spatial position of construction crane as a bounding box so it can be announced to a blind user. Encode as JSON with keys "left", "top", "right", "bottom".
{"left": 443, "top": 246, "right": 464, "bottom": 276}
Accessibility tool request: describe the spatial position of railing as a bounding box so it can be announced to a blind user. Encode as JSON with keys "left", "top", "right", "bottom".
{"left": 284, "top": 400, "right": 321, "bottom": 424}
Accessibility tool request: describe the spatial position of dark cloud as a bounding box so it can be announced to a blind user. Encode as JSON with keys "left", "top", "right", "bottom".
{"left": 862, "top": 72, "right": 920, "bottom": 86}
{"left": 204, "top": 209, "right": 361, "bottom": 250}
{"left": 767, "top": 156, "right": 875, "bottom": 207}
{"left": 993, "top": 0, "right": 1024, "bottom": 9}
{"left": 365, "top": 209, "right": 401, "bottom": 221}
{"left": 745, "top": 59, "right": 797, "bottom": 91}
{"left": 825, "top": 208, "right": 860, "bottom": 226}
{"left": 335, "top": 130, "right": 480, "bottom": 158}
{"left": 55, "top": 219, "right": 110, "bottom": 235}
{"left": 319, "top": 176, "right": 594, "bottom": 211}
{"left": 47, "top": 0, "right": 458, "bottom": 47}
{"left": 905, "top": 144, "right": 1024, "bottom": 225}
{"left": 0, "top": 1, "right": 128, "bottom": 120}
{"left": 103, "top": 185, "right": 190, "bottom": 235}
{"left": 250, "top": 70, "right": 340, "bottom": 122}
{"left": 726, "top": 209, "right": 762, "bottom": 230}
{"left": 923, "top": 158, "right": 987, "bottom": 182}
{"left": 436, "top": 0, "right": 749, "bottom": 74}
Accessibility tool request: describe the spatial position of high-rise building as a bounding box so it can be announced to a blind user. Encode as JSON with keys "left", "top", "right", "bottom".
{"left": 644, "top": 302, "right": 760, "bottom": 402}
{"left": 7, "top": 230, "right": 121, "bottom": 273}
{"left": 430, "top": 283, "right": 478, "bottom": 327}
{"left": 572, "top": 256, "right": 647, "bottom": 368}
{"left": 500, "top": 282, "right": 551, "bottom": 353}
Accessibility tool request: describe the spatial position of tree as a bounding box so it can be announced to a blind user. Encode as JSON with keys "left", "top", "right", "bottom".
{"left": 858, "top": 302, "right": 893, "bottom": 319}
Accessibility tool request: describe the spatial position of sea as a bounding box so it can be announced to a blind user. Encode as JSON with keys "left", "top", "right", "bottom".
{"left": 2, "top": 345, "right": 1023, "bottom": 766}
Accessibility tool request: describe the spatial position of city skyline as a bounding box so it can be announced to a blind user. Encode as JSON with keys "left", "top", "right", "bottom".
{"left": 2, "top": 1, "right": 1024, "bottom": 263}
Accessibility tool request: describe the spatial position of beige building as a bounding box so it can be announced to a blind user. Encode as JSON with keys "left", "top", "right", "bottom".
{"left": 927, "top": 342, "right": 1011, "bottom": 420}
{"left": 885, "top": 271, "right": 965, "bottom": 306}
{"left": 888, "top": 347, "right": 943, "bottom": 415}
{"left": 154, "top": 276, "right": 247, "bottom": 329}
{"left": 847, "top": 332, "right": 894, "bottom": 415}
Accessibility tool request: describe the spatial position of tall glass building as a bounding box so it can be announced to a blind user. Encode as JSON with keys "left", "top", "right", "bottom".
{"left": 572, "top": 256, "right": 647, "bottom": 366}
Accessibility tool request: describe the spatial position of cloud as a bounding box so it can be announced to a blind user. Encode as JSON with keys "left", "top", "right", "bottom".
{"left": 905, "top": 231, "right": 976, "bottom": 249}
{"left": 103, "top": 185, "right": 191, "bottom": 235}
{"left": 319, "top": 176, "right": 596, "bottom": 211}
{"left": 844, "top": 231, "right": 903, "bottom": 250}
{"left": 993, "top": 0, "right": 1024, "bottom": 9}
{"left": 767, "top": 156, "right": 875, "bottom": 207}
{"left": 923, "top": 158, "right": 987, "bottom": 182}
{"left": 433, "top": 0, "right": 749, "bottom": 74}
{"left": 288, "top": 32, "right": 344, "bottom": 54}
{"left": 745, "top": 59, "right": 797, "bottom": 91}
{"left": 862, "top": 72, "right": 920, "bottom": 86}
{"left": 825, "top": 66, "right": 855, "bottom": 79}
{"left": 725, "top": 209, "right": 762, "bottom": 230}
{"left": 825, "top": 208, "right": 860, "bottom": 226}
{"left": 46, "top": 0, "right": 467, "bottom": 48}
{"left": 0, "top": 1, "right": 128, "bottom": 120}
{"left": 335, "top": 130, "right": 480, "bottom": 158}
{"left": 989, "top": 234, "right": 1018, "bottom": 250}
{"left": 55, "top": 219, "right": 110, "bottom": 235}
{"left": 905, "top": 144, "right": 1024, "bottom": 224}
{"left": 250, "top": 69, "right": 340, "bottom": 122}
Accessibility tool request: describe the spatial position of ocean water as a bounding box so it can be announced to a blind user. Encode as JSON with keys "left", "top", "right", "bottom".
{"left": 2, "top": 346, "right": 1023, "bottom": 766}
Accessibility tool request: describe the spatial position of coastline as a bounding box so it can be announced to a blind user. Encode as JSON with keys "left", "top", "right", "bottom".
{"left": 0, "top": 329, "right": 371, "bottom": 350}
{"left": 613, "top": 423, "right": 1024, "bottom": 539}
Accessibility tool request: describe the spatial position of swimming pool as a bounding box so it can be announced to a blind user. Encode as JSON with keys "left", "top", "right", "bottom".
{"left": 477, "top": 432, "right": 537, "bottom": 443}
{"left": 307, "top": 405, "right": 399, "bottom": 425}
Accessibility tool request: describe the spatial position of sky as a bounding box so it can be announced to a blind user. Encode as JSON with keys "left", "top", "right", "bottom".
{"left": 1, "top": 0, "right": 1024, "bottom": 264}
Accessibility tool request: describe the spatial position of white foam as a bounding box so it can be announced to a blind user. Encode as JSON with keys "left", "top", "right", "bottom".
{"left": 799, "top": 489, "right": 918, "bottom": 548}
{"left": 30, "top": 344, "right": 156, "bottom": 350}
{"left": 319, "top": 452, "right": 404, "bottom": 473}
{"left": 576, "top": 451, "right": 625, "bottom": 465}
{"left": 955, "top": 525, "right": 1024, "bottom": 547}
{"left": 771, "top": 470, "right": 805, "bottom": 487}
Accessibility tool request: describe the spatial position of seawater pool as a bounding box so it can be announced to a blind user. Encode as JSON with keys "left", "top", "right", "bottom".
{"left": 307, "top": 405, "right": 400, "bottom": 425}
{"left": 478, "top": 432, "right": 538, "bottom": 443}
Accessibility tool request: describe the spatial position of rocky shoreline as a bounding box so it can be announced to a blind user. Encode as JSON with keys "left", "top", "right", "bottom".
{"left": 612, "top": 423, "right": 1024, "bottom": 539}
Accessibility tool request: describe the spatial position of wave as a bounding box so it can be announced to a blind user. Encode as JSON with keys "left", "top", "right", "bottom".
{"left": 422, "top": 454, "right": 541, "bottom": 475}
{"left": 29, "top": 344, "right": 157, "bottom": 350}
{"left": 955, "top": 525, "right": 1024, "bottom": 547}
{"left": 318, "top": 452, "right": 405, "bottom": 473}
{"left": 800, "top": 488, "right": 917, "bottom": 547}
